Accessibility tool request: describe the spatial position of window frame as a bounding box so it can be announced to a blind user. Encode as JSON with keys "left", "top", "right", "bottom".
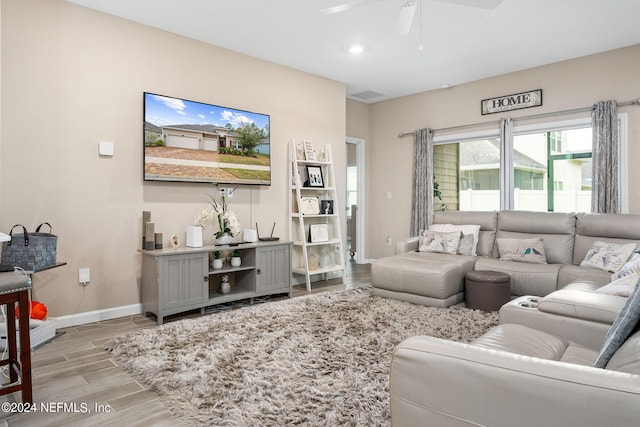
{"left": 431, "top": 113, "right": 628, "bottom": 213}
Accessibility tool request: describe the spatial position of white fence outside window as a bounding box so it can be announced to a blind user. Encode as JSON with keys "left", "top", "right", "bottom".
{"left": 454, "top": 189, "right": 591, "bottom": 213}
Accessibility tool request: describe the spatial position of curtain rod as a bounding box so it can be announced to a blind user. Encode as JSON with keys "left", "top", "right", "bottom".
{"left": 398, "top": 97, "right": 640, "bottom": 138}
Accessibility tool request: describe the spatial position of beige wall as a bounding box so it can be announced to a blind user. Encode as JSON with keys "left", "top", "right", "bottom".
{"left": 0, "top": 0, "right": 346, "bottom": 317}
{"left": 362, "top": 45, "right": 640, "bottom": 259}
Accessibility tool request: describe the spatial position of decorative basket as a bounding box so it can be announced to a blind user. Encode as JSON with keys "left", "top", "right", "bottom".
{"left": 1, "top": 223, "right": 57, "bottom": 271}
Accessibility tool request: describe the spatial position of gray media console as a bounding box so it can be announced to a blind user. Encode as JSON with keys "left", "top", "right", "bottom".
{"left": 140, "top": 241, "right": 292, "bottom": 324}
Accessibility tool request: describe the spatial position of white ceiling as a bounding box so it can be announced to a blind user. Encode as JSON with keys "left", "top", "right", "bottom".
{"left": 66, "top": 0, "right": 640, "bottom": 103}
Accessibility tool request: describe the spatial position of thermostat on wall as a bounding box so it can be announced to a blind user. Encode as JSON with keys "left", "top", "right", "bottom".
{"left": 99, "top": 141, "right": 114, "bottom": 156}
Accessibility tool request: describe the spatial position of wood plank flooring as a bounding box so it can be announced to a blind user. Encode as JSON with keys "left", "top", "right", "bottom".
{"left": 0, "top": 261, "right": 371, "bottom": 426}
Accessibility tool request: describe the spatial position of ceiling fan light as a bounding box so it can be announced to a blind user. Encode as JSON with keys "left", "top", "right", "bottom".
{"left": 349, "top": 44, "right": 365, "bottom": 55}
{"left": 397, "top": 2, "right": 417, "bottom": 35}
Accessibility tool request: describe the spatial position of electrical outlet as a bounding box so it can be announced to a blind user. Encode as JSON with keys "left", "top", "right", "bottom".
{"left": 79, "top": 268, "right": 90, "bottom": 286}
{"left": 226, "top": 187, "right": 234, "bottom": 198}
{"left": 219, "top": 187, "right": 226, "bottom": 198}
{"left": 386, "top": 236, "right": 392, "bottom": 247}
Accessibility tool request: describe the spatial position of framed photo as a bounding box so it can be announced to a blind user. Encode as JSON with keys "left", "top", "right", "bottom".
{"left": 320, "top": 200, "right": 333, "bottom": 215}
{"left": 305, "top": 165, "right": 324, "bottom": 188}
{"left": 308, "top": 224, "right": 329, "bottom": 243}
{"left": 300, "top": 196, "right": 320, "bottom": 215}
{"left": 303, "top": 140, "right": 315, "bottom": 161}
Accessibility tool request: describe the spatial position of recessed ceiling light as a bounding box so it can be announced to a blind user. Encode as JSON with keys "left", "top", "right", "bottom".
{"left": 349, "top": 44, "right": 365, "bottom": 55}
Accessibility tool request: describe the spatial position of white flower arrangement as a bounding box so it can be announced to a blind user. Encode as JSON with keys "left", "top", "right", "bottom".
{"left": 195, "top": 194, "right": 240, "bottom": 238}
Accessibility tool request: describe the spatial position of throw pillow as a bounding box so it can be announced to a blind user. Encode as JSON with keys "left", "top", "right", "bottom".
{"left": 611, "top": 253, "right": 640, "bottom": 281}
{"left": 595, "top": 272, "right": 640, "bottom": 297}
{"left": 580, "top": 241, "right": 637, "bottom": 273}
{"left": 593, "top": 276, "right": 640, "bottom": 368}
{"left": 496, "top": 237, "right": 547, "bottom": 264}
{"left": 419, "top": 230, "right": 461, "bottom": 254}
{"left": 430, "top": 224, "right": 481, "bottom": 255}
{"left": 456, "top": 233, "right": 475, "bottom": 256}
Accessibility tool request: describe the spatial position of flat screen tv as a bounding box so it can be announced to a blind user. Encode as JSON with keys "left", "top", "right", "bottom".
{"left": 144, "top": 92, "right": 271, "bottom": 185}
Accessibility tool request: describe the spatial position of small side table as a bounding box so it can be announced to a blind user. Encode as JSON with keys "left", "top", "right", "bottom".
{"left": 465, "top": 270, "right": 511, "bottom": 312}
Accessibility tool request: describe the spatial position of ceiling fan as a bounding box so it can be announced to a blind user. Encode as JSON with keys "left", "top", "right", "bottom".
{"left": 322, "top": 0, "right": 504, "bottom": 34}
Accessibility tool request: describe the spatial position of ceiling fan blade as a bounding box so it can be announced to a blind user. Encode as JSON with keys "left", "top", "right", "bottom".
{"left": 435, "top": 0, "right": 503, "bottom": 9}
{"left": 321, "top": 0, "right": 384, "bottom": 15}
{"left": 397, "top": 2, "right": 417, "bottom": 35}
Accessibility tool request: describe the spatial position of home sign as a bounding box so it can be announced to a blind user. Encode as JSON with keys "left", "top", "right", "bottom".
{"left": 481, "top": 89, "right": 542, "bottom": 115}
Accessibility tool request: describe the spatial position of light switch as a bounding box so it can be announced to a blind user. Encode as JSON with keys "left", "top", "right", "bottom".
{"left": 99, "top": 141, "right": 114, "bottom": 156}
{"left": 386, "top": 192, "right": 392, "bottom": 200}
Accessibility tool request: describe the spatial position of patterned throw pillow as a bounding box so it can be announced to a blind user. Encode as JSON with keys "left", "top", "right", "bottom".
{"left": 430, "top": 224, "right": 481, "bottom": 256}
{"left": 611, "top": 253, "right": 640, "bottom": 281}
{"left": 496, "top": 237, "right": 547, "bottom": 264}
{"left": 593, "top": 276, "right": 640, "bottom": 368}
{"left": 419, "top": 230, "right": 461, "bottom": 254}
{"left": 596, "top": 272, "right": 640, "bottom": 297}
{"left": 580, "top": 241, "right": 637, "bottom": 273}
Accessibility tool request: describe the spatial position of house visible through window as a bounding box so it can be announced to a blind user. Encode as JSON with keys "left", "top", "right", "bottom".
{"left": 432, "top": 118, "right": 606, "bottom": 213}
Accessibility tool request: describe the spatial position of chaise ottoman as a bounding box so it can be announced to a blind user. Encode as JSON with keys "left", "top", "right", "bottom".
{"left": 372, "top": 251, "right": 476, "bottom": 307}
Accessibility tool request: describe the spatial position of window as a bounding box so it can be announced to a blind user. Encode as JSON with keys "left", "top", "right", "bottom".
{"left": 512, "top": 125, "right": 592, "bottom": 212}
{"left": 434, "top": 132, "right": 501, "bottom": 212}
{"left": 431, "top": 115, "right": 627, "bottom": 213}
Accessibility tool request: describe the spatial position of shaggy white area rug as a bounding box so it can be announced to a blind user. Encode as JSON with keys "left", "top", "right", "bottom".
{"left": 105, "top": 286, "right": 498, "bottom": 426}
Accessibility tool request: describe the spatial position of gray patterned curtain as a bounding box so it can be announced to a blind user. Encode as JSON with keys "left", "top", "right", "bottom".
{"left": 410, "top": 128, "right": 434, "bottom": 236}
{"left": 499, "top": 118, "right": 513, "bottom": 210}
{"left": 591, "top": 100, "right": 619, "bottom": 213}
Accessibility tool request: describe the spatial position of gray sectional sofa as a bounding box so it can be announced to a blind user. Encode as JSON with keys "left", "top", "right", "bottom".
{"left": 372, "top": 210, "right": 640, "bottom": 307}
{"left": 382, "top": 210, "right": 640, "bottom": 426}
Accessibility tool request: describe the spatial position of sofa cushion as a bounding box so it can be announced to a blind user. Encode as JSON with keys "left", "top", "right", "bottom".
{"left": 497, "top": 237, "right": 547, "bottom": 264}
{"left": 475, "top": 258, "right": 560, "bottom": 297}
{"left": 418, "top": 230, "right": 461, "bottom": 254}
{"left": 594, "top": 277, "right": 640, "bottom": 368}
{"left": 371, "top": 251, "right": 475, "bottom": 300}
{"left": 573, "top": 213, "right": 640, "bottom": 265}
{"left": 580, "top": 241, "right": 636, "bottom": 273}
{"left": 472, "top": 324, "right": 597, "bottom": 366}
{"left": 606, "top": 330, "right": 640, "bottom": 374}
{"left": 538, "top": 289, "right": 626, "bottom": 324}
{"left": 495, "top": 211, "right": 575, "bottom": 264}
{"left": 500, "top": 296, "right": 613, "bottom": 350}
{"left": 557, "top": 265, "right": 613, "bottom": 289}
{"left": 559, "top": 280, "right": 605, "bottom": 292}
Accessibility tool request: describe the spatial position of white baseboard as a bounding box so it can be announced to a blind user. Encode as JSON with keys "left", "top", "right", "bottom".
{"left": 56, "top": 303, "right": 143, "bottom": 329}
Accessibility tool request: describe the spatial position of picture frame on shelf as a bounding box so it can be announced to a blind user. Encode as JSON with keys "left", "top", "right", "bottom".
{"left": 308, "top": 224, "right": 329, "bottom": 243}
{"left": 303, "top": 140, "right": 315, "bottom": 161}
{"left": 305, "top": 165, "right": 324, "bottom": 188}
{"left": 321, "top": 200, "right": 333, "bottom": 215}
{"left": 300, "top": 196, "right": 320, "bottom": 215}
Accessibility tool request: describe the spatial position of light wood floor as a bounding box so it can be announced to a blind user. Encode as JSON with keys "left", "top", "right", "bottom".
{"left": 0, "top": 261, "right": 371, "bottom": 426}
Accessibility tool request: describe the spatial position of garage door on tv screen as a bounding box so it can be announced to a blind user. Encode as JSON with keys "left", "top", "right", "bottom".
{"left": 143, "top": 92, "right": 271, "bottom": 186}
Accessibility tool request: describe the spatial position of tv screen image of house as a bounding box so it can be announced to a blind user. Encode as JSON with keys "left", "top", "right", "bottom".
{"left": 144, "top": 92, "right": 271, "bottom": 185}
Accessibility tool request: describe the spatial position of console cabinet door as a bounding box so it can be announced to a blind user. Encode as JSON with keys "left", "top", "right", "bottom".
{"left": 256, "top": 245, "right": 291, "bottom": 293}
{"left": 160, "top": 252, "right": 208, "bottom": 310}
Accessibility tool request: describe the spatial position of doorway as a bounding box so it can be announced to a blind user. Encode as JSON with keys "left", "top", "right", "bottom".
{"left": 346, "top": 137, "right": 365, "bottom": 264}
